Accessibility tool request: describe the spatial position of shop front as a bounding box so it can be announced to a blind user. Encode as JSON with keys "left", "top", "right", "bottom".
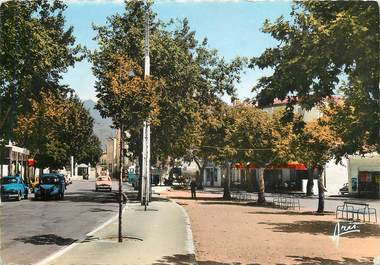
{"left": 231, "top": 163, "right": 309, "bottom": 193}
{"left": 348, "top": 153, "right": 380, "bottom": 198}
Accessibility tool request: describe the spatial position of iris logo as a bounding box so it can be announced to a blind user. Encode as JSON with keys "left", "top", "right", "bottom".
{"left": 331, "top": 221, "right": 360, "bottom": 248}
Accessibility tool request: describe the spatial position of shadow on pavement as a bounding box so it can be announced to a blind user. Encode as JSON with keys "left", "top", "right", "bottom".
{"left": 287, "top": 255, "right": 373, "bottom": 265}
{"left": 152, "top": 254, "right": 196, "bottom": 265}
{"left": 199, "top": 201, "right": 254, "bottom": 206}
{"left": 247, "top": 211, "right": 335, "bottom": 216}
{"left": 89, "top": 207, "right": 115, "bottom": 212}
{"left": 197, "top": 260, "right": 260, "bottom": 265}
{"left": 135, "top": 208, "right": 159, "bottom": 212}
{"left": 14, "top": 234, "right": 76, "bottom": 246}
{"left": 63, "top": 191, "right": 118, "bottom": 204}
{"left": 152, "top": 254, "right": 261, "bottom": 265}
{"left": 169, "top": 197, "right": 224, "bottom": 201}
{"left": 258, "top": 220, "right": 380, "bottom": 237}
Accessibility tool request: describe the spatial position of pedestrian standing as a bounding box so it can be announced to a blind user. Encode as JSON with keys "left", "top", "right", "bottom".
{"left": 190, "top": 178, "right": 197, "bottom": 199}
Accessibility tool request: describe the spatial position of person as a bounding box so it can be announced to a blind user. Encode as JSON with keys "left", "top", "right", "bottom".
{"left": 190, "top": 177, "right": 197, "bottom": 199}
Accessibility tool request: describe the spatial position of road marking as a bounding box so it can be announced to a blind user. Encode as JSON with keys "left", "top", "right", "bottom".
{"left": 33, "top": 202, "right": 129, "bottom": 265}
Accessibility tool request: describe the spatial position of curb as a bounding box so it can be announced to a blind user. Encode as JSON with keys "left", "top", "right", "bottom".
{"left": 172, "top": 199, "right": 197, "bottom": 265}
{"left": 33, "top": 203, "right": 129, "bottom": 265}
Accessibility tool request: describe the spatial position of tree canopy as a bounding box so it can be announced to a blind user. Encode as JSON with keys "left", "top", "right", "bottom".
{"left": 91, "top": 1, "right": 245, "bottom": 165}
{"left": 250, "top": 1, "right": 379, "bottom": 155}
{"left": 0, "top": 0, "right": 100, "bottom": 169}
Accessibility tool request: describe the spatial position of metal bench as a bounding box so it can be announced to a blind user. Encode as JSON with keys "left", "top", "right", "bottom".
{"left": 231, "top": 191, "right": 254, "bottom": 201}
{"left": 336, "top": 201, "right": 377, "bottom": 223}
{"left": 273, "top": 194, "right": 300, "bottom": 210}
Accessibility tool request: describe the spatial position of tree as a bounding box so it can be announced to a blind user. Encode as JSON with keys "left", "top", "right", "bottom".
{"left": 14, "top": 92, "right": 101, "bottom": 169}
{"left": 250, "top": 1, "right": 379, "bottom": 155}
{"left": 291, "top": 118, "right": 341, "bottom": 213}
{"left": 91, "top": 1, "right": 244, "bottom": 193}
{"left": 198, "top": 103, "right": 275, "bottom": 202}
{"left": 0, "top": 0, "right": 83, "bottom": 146}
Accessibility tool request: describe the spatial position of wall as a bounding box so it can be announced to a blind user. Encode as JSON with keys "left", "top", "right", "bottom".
{"left": 324, "top": 158, "right": 348, "bottom": 195}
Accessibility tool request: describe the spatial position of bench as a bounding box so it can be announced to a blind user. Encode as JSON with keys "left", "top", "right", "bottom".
{"left": 231, "top": 191, "right": 254, "bottom": 201}
{"left": 336, "top": 201, "right": 377, "bottom": 223}
{"left": 272, "top": 194, "right": 300, "bottom": 210}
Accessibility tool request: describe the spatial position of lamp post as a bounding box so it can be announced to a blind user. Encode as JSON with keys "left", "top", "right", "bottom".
{"left": 141, "top": 0, "right": 151, "bottom": 211}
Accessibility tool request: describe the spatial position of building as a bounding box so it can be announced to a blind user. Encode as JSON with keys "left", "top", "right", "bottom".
{"left": 182, "top": 161, "right": 223, "bottom": 187}
{"left": 104, "top": 130, "right": 121, "bottom": 178}
{"left": 347, "top": 153, "right": 380, "bottom": 198}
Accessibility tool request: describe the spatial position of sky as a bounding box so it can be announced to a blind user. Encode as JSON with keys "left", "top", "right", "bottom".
{"left": 61, "top": 0, "right": 293, "bottom": 102}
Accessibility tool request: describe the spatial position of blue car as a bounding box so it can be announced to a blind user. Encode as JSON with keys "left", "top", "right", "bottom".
{"left": 1, "top": 175, "right": 29, "bottom": 201}
{"left": 34, "top": 173, "right": 65, "bottom": 200}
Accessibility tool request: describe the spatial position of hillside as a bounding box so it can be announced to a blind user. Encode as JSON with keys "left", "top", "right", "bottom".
{"left": 83, "top": 99, "right": 115, "bottom": 150}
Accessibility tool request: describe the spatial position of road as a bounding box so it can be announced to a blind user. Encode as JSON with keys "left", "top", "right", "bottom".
{"left": 0, "top": 180, "right": 128, "bottom": 265}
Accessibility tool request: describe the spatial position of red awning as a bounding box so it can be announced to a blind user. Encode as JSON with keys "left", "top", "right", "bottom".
{"left": 233, "top": 162, "right": 307, "bottom": 170}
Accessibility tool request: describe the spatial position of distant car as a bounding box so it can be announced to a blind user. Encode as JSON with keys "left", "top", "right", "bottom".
{"left": 1, "top": 175, "right": 29, "bottom": 201}
{"left": 95, "top": 176, "right": 112, "bottom": 192}
{"left": 34, "top": 173, "right": 65, "bottom": 200}
{"left": 339, "top": 183, "right": 349, "bottom": 195}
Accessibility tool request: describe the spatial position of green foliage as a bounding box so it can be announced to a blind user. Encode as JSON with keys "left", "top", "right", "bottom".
{"left": 251, "top": 1, "right": 379, "bottom": 154}
{"left": 0, "top": 0, "right": 100, "bottom": 169}
{"left": 15, "top": 93, "right": 102, "bottom": 169}
{"left": 0, "top": 0, "right": 83, "bottom": 148}
{"left": 91, "top": 1, "right": 245, "bottom": 163}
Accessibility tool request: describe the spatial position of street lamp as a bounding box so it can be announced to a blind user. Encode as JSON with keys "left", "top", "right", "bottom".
{"left": 141, "top": 0, "right": 151, "bottom": 211}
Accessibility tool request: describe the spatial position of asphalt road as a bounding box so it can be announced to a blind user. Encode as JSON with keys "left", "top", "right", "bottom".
{"left": 0, "top": 180, "right": 128, "bottom": 265}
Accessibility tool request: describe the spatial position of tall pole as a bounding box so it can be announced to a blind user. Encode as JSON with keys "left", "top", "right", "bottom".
{"left": 118, "top": 125, "right": 124, "bottom": 242}
{"left": 142, "top": 0, "right": 151, "bottom": 210}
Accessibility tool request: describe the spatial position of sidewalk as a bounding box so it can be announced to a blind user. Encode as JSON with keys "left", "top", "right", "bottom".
{"left": 161, "top": 189, "right": 380, "bottom": 265}
{"left": 40, "top": 197, "right": 195, "bottom": 265}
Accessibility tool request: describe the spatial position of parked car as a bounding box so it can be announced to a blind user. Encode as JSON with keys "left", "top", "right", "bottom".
{"left": 95, "top": 176, "right": 112, "bottom": 192}
{"left": 1, "top": 175, "right": 29, "bottom": 201}
{"left": 339, "top": 183, "right": 349, "bottom": 195}
{"left": 34, "top": 173, "right": 65, "bottom": 200}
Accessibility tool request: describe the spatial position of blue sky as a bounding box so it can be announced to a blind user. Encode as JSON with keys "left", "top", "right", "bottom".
{"left": 61, "top": 0, "right": 293, "bottom": 102}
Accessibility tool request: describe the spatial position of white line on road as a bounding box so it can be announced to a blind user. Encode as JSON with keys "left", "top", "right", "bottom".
{"left": 33, "top": 203, "right": 128, "bottom": 265}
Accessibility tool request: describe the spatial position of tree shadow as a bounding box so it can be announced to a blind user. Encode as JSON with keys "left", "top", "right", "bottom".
{"left": 199, "top": 201, "right": 255, "bottom": 207}
{"left": 14, "top": 234, "right": 76, "bottom": 246}
{"left": 197, "top": 260, "right": 260, "bottom": 265}
{"left": 151, "top": 254, "right": 261, "bottom": 265}
{"left": 258, "top": 220, "right": 380, "bottom": 237}
{"left": 168, "top": 196, "right": 224, "bottom": 201}
{"left": 151, "top": 254, "right": 196, "bottom": 265}
{"left": 63, "top": 191, "right": 118, "bottom": 204}
{"left": 135, "top": 208, "right": 159, "bottom": 212}
{"left": 89, "top": 207, "right": 115, "bottom": 212}
{"left": 287, "top": 255, "right": 373, "bottom": 265}
{"left": 152, "top": 196, "right": 170, "bottom": 202}
{"left": 247, "top": 211, "right": 335, "bottom": 216}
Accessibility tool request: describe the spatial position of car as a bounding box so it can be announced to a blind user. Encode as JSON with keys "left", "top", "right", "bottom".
{"left": 339, "top": 183, "right": 349, "bottom": 195}
{"left": 95, "top": 176, "right": 112, "bottom": 192}
{"left": 34, "top": 173, "right": 65, "bottom": 200}
{"left": 1, "top": 175, "right": 29, "bottom": 201}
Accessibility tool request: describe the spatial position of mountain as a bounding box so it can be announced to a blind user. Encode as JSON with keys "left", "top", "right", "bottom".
{"left": 83, "top": 99, "right": 115, "bottom": 150}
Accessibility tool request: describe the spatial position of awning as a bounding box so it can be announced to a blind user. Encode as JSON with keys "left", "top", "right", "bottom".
{"left": 232, "top": 162, "right": 307, "bottom": 170}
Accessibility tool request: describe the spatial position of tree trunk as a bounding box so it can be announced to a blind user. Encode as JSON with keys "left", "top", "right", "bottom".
{"left": 194, "top": 157, "right": 205, "bottom": 189}
{"left": 306, "top": 167, "right": 314, "bottom": 196}
{"left": 317, "top": 166, "right": 325, "bottom": 213}
{"left": 223, "top": 161, "right": 231, "bottom": 199}
{"left": 257, "top": 168, "right": 266, "bottom": 203}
